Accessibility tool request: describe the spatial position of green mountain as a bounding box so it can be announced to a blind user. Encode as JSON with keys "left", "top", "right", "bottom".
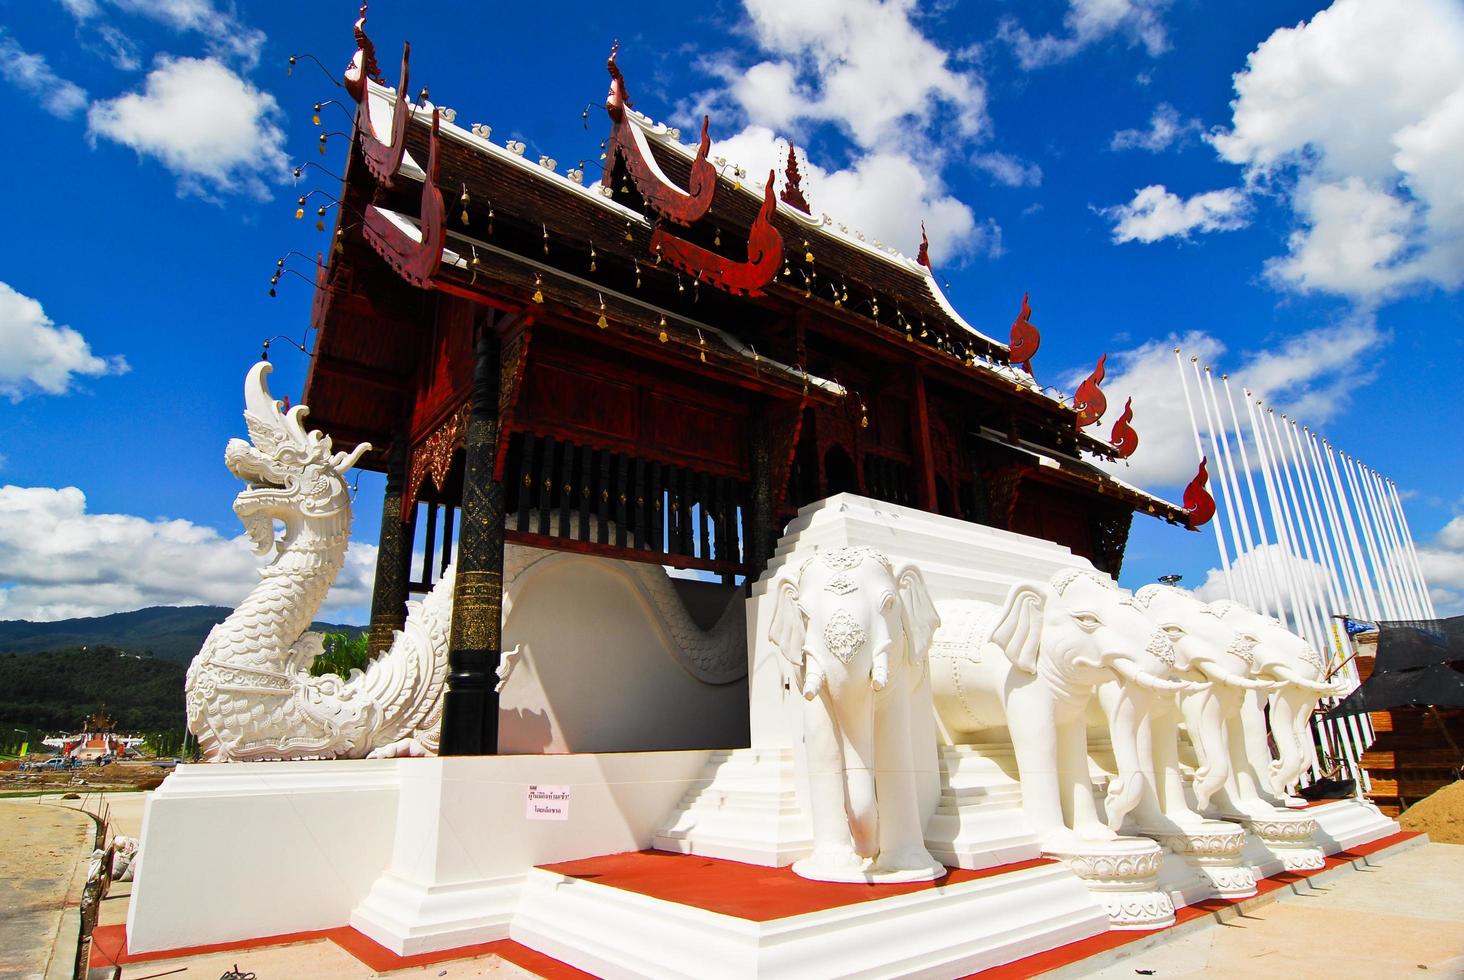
{"left": 0, "top": 606, "right": 364, "bottom": 664}
{"left": 0, "top": 646, "right": 187, "bottom": 736}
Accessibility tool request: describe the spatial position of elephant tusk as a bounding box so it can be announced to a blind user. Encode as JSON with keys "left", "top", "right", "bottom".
{"left": 1109, "top": 656, "right": 1194, "bottom": 693}
{"left": 1274, "top": 665, "right": 1340, "bottom": 694}
{"left": 1199, "top": 662, "right": 1280, "bottom": 691}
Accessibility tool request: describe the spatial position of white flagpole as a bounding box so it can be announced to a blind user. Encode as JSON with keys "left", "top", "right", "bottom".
{"left": 1223, "top": 376, "right": 1282, "bottom": 616}
{"left": 1305, "top": 428, "right": 1370, "bottom": 623}
{"left": 1205, "top": 370, "right": 1264, "bottom": 611}
{"left": 1244, "top": 394, "right": 1306, "bottom": 634}
{"left": 1265, "top": 411, "right": 1330, "bottom": 648}
{"left": 1341, "top": 451, "right": 1399, "bottom": 618}
{"left": 1282, "top": 419, "right": 1354, "bottom": 675}
{"left": 1367, "top": 466, "right": 1425, "bottom": 619}
{"left": 1323, "top": 439, "right": 1382, "bottom": 620}
{"left": 1196, "top": 363, "right": 1259, "bottom": 610}
{"left": 1176, "top": 348, "right": 1235, "bottom": 598}
{"left": 1388, "top": 479, "right": 1438, "bottom": 618}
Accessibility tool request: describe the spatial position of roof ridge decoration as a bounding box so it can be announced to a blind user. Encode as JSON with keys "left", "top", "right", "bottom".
{"left": 1073, "top": 352, "right": 1107, "bottom": 428}
{"left": 363, "top": 107, "right": 444, "bottom": 287}
{"left": 650, "top": 171, "right": 784, "bottom": 297}
{"left": 916, "top": 222, "right": 931, "bottom": 269}
{"left": 1009, "top": 292, "right": 1039, "bottom": 375}
{"left": 780, "top": 143, "right": 811, "bottom": 213}
{"left": 602, "top": 42, "right": 716, "bottom": 226}
{"left": 1182, "top": 456, "right": 1216, "bottom": 530}
{"left": 347, "top": 8, "right": 411, "bottom": 187}
{"left": 1110, "top": 396, "right": 1138, "bottom": 458}
{"left": 343, "top": 4, "right": 383, "bottom": 101}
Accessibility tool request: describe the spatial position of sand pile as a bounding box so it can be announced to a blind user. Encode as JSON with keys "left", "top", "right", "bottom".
{"left": 1400, "top": 779, "right": 1464, "bottom": 844}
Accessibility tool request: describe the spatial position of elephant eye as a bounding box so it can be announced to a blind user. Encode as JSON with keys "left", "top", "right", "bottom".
{"left": 1071, "top": 611, "right": 1101, "bottom": 632}
{"left": 1163, "top": 624, "right": 1186, "bottom": 639}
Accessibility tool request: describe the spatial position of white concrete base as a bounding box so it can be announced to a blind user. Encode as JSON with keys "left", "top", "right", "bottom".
{"left": 1140, "top": 822, "right": 1256, "bottom": 906}
{"left": 350, "top": 871, "right": 521, "bottom": 956}
{"left": 126, "top": 760, "right": 400, "bottom": 954}
{"left": 1308, "top": 797, "right": 1401, "bottom": 855}
{"left": 1236, "top": 812, "right": 1325, "bottom": 875}
{"left": 1045, "top": 838, "right": 1176, "bottom": 930}
{"left": 510, "top": 859, "right": 1109, "bottom": 980}
{"left": 925, "top": 744, "right": 1043, "bottom": 870}
{"left": 652, "top": 748, "right": 812, "bottom": 867}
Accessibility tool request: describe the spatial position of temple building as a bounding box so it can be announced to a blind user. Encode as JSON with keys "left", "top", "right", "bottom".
{"left": 299, "top": 17, "right": 1195, "bottom": 756}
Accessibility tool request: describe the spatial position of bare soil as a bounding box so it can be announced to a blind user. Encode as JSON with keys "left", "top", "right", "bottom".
{"left": 1399, "top": 779, "right": 1464, "bottom": 844}
{"left": 0, "top": 760, "right": 168, "bottom": 795}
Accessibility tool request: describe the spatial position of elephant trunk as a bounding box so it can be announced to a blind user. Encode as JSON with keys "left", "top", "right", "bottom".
{"left": 1269, "top": 686, "right": 1322, "bottom": 794}
{"left": 1274, "top": 665, "right": 1343, "bottom": 695}
{"left": 1108, "top": 655, "right": 1200, "bottom": 694}
{"left": 1104, "top": 685, "right": 1150, "bottom": 832}
{"left": 1184, "top": 688, "right": 1232, "bottom": 811}
{"left": 1196, "top": 659, "right": 1280, "bottom": 692}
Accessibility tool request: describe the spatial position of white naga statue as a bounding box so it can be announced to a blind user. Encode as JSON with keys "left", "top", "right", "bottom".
{"left": 768, "top": 547, "right": 946, "bottom": 882}
{"left": 185, "top": 363, "right": 455, "bottom": 761}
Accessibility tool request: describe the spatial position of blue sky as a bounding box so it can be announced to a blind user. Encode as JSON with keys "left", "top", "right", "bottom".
{"left": 0, "top": 0, "right": 1459, "bottom": 623}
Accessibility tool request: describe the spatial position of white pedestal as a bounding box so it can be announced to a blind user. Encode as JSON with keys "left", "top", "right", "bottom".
{"left": 511, "top": 860, "right": 1109, "bottom": 979}
{"left": 1308, "top": 797, "right": 1401, "bottom": 854}
{"left": 925, "top": 744, "right": 1043, "bottom": 870}
{"left": 126, "top": 760, "right": 401, "bottom": 954}
{"left": 652, "top": 749, "right": 812, "bottom": 866}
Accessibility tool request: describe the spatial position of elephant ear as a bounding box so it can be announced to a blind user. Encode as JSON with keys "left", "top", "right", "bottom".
{"left": 768, "top": 578, "right": 806, "bottom": 669}
{"left": 992, "top": 583, "right": 1046, "bottom": 674}
{"left": 895, "top": 564, "right": 941, "bottom": 671}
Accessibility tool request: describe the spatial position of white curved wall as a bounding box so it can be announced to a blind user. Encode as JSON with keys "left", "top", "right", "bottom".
{"left": 498, "top": 554, "right": 749, "bottom": 753}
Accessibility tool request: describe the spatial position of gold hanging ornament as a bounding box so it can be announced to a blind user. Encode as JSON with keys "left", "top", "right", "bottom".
{"left": 860, "top": 399, "right": 869, "bottom": 429}
{"left": 315, "top": 205, "right": 327, "bottom": 232}
{"left": 658, "top": 316, "right": 668, "bottom": 343}
{"left": 542, "top": 223, "right": 549, "bottom": 256}
{"left": 714, "top": 228, "right": 721, "bottom": 246}
{"left": 295, "top": 195, "right": 305, "bottom": 220}
{"left": 634, "top": 261, "right": 641, "bottom": 289}
{"left": 596, "top": 293, "right": 608, "bottom": 329}
{"left": 459, "top": 185, "right": 470, "bottom": 225}
{"left": 312, "top": 103, "right": 321, "bottom": 126}
{"left": 696, "top": 329, "right": 707, "bottom": 362}
{"left": 803, "top": 240, "right": 814, "bottom": 264}
{"left": 532, "top": 274, "right": 544, "bottom": 304}
{"left": 589, "top": 243, "right": 597, "bottom": 272}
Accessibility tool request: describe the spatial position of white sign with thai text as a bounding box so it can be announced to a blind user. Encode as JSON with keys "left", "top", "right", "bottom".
{"left": 526, "top": 784, "right": 570, "bottom": 820}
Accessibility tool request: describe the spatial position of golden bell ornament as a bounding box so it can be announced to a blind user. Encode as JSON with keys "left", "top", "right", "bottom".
{"left": 597, "top": 314, "right": 609, "bottom": 329}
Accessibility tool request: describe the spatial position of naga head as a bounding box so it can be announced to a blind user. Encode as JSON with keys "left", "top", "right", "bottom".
{"left": 226, "top": 361, "right": 370, "bottom": 558}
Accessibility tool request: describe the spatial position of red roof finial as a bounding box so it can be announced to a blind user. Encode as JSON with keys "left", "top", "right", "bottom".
{"left": 1009, "top": 292, "right": 1040, "bottom": 376}
{"left": 1073, "top": 353, "right": 1107, "bottom": 427}
{"left": 1110, "top": 397, "right": 1138, "bottom": 458}
{"left": 1183, "top": 457, "right": 1216, "bottom": 530}
{"left": 917, "top": 221, "right": 931, "bottom": 268}
{"left": 780, "top": 142, "right": 811, "bottom": 213}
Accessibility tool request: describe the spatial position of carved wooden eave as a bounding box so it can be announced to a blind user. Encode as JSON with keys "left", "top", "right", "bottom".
{"left": 649, "top": 171, "right": 783, "bottom": 298}
{"left": 346, "top": 9, "right": 413, "bottom": 188}
{"left": 1110, "top": 397, "right": 1138, "bottom": 458}
{"left": 602, "top": 45, "right": 716, "bottom": 226}
{"left": 363, "top": 108, "right": 444, "bottom": 287}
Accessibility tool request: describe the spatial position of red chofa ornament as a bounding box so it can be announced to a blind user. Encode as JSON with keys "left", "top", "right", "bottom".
{"left": 363, "top": 108, "right": 444, "bottom": 288}
{"left": 1183, "top": 457, "right": 1217, "bottom": 530}
{"left": 780, "top": 143, "right": 811, "bottom": 213}
{"left": 1009, "top": 292, "right": 1040, "bottom": 375}
{"left": 1110, "top": 397, "right": 1138, "bottom": 458}
{"left": 602, "top": 42, "right": 716, "bottom": 226}
{"left": 346, "top": 6, "right": 411, "bottom": 188}
{"left": 650, "top": 170, "right": 784, "bottom": 297}
{"left": 916, "top": 221, "right": 931, "bottom": 269}
{"left": 1073, "top": 353, "right": 1108, "bottom": 428}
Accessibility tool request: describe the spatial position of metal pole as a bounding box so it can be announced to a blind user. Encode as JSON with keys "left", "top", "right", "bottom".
{"left": 1176, "top": 348, "right": 1235, "bottom": 598}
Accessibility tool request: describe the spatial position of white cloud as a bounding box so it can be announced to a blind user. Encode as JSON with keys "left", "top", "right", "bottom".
{"left": 87, "top": 55, "right": 289, "bottom": 200}
{"left": 58, "top": 0, "right": 263, "bottom": 70}
{"left": 714, "top": 126, "right": 1001, "bottom": 261}
{"left": 1110, "top": 103, "right": 1201, "bottom": 152}
{"left": 717, "top": 0, "right": 989, "bottom": 150}
{"left": 1210, "top": 0, "right": 1464, "bottom": 302}
{"left": 0, "top": 485, "right": 374, "bottom": 623}
{"left": 1104, "top": 184, "right": 1250, "bottom": 243}
{"left": 971, "top": 150, "right": 1042, "bottom": 187}
{"left": 1194, "top": 542, "right": 1335, "bottom": 623}
{"left": 0, "top": 30, "right": 89, "bottom": 118}
{"left": 1001, "top": 0, "right": 1171, "bottom": 69}
{"left": 1417, "top": 515, "right": 1464, "bottom": 615}
{"left": 0, "top": 282, "right": 127, "bottom": 401}
{"left": 1076, "top": 315, "right": 1385, "bottom": 488}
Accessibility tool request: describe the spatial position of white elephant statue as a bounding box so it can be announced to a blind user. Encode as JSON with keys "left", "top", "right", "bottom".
{"left": 769, "top": 546, "right": 945, "bottom": 882}
{"left": 1123, "top": 585, "right": 1289, "bottom": 831}
{"left": 1210, "top": 600, "right": 1346, "bottom": 804}
{"left": 928, "top": 568, "right": 1203, "bottom": 850}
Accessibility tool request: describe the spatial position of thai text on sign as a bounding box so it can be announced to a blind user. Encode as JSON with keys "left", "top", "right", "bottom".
{"left": 526, "top": 784, "right": 570, "bottom": 820}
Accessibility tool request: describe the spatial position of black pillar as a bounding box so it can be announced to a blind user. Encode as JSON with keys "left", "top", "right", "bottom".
{"left": 440, "top": 321, "right": 505, "bottom": 755}
{"left": 747, "top": 409, "right": 776, "bottom": 581}
{"left": 367, "top": 438, "right": 412, "bottom": 656}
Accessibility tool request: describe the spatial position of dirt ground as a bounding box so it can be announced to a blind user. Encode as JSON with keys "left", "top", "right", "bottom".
{"left": 1399, "top": 779, "right": 1464, "bottom": 844}
{"left": 0, "top": 759, "right": 169, "bottom": 795}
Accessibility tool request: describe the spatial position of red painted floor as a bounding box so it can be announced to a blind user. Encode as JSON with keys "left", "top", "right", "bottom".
{"left": 540, "top": 849, "right": 1056, "bottom": 922}
{"left": 93, "top": 830, "right": 1418, "bottom": 977}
